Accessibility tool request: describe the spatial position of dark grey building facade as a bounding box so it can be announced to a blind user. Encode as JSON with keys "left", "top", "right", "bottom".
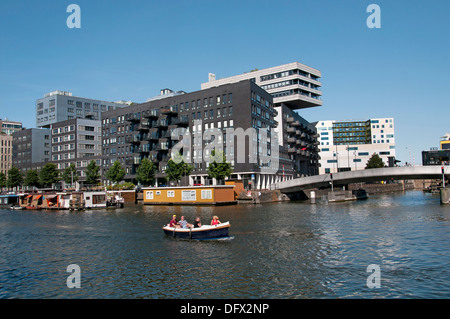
{"left": 101, "top": 80, "right": 297, "bottom": 188}
{"left": 12, "top": 128, "right": 51, "bottom": 172}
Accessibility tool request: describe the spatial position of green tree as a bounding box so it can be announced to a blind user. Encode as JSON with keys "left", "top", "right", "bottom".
{"left": 365, "top": 153, "right": 385, "bottom": 169}
{"left": 106, "top": 161, "right": 126, "bottom": 184}
{"left": 207, "top": 150, "right": 233, "bottom": 184}
{"left": 39, "top": 163, "right": 59, "bottom": 187}
{"left": 165, "top": 153, "right": 193, "bottom": 185}
{"left": 85, "top": 160, "right": 101, "bottom": 185}
{"left": 7, "top": 167, "right": 23, "bottom": 189}
{"left": 0, "top": 172, "right": 7, "bottom": 189}
{"left": 62, "top": 164, "right": 78, "bottom": 187}
{"left": 136, "top": 158, "right": 156, "bottom": 186}
{"left": 24, "top": 169, "right": 40, "bottom": 188}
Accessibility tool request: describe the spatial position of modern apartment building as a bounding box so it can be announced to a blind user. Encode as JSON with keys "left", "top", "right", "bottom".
{"left": 51, "top": 118, "right": 102, "bottom": 186}
{"left": 0, "top": 134, "right": 12, "bottom": 176}
{"left": 12, "top": 128, "right": 51, "bottom": 172}
{"left": 36, "top": 91, "right": 130, "bottom": 128}
{"left": 101, "top": 80, "right": 293, "bottom": 189}
{"left": 316, "top": 118, "right": 396, "bottom": 174}
{"left": 201, "top": 62, "right": 322, "bottom": 177}
{"left": 0, "top": 118, "right": 22, "bottom": 135}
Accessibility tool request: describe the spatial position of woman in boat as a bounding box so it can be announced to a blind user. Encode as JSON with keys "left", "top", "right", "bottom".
{"left": 211, "top": 216, "right": 221, "bottom": 226}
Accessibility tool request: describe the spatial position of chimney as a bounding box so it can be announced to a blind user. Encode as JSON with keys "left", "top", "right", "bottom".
{"left": 208, "top": 73, "right": 216, "bottom": 82}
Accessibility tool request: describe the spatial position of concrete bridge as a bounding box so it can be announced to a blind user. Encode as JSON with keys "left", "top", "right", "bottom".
{"left": 270, "top": 166, "right": 449, "bottom": 193}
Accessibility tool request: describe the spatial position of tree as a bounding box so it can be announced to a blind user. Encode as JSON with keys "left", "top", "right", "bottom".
{"left": 62, "top": 164, "right": 78, "bottom": 187}
{"left": 165, "top": 153, "right": 193, "bottom": 185}
{"left": 106, "top": 161, "right": 126, "bottom": 184}
{"left": 136, "top": 158, "right": 156, "bottom": 186}
{"left": 365, "top": 153, "right": 385, "bottom": 169}
{"left": 7, "top": 167, "right": 23, "bottom": 189}
{"left": 207, "top": 150, "right": 233, "bottom": 184}
{"left": 24, "top": 169, "right": 40, "bottom": 188}
{"left": 85, "top": 160, "right": 101, "bottom": 185}
{"left": 39, "top": 163, "right": 59, "bottom": 187}
{"left": 0, "top": 172, "right": 7, "bottom": 189}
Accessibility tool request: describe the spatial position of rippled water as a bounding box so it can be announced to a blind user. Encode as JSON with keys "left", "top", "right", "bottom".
{"left": 0, "top": 190, "right": 449, "bottom": 299}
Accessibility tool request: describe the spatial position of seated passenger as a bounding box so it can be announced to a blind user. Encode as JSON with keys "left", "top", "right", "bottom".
{"left": 211, "top": 216, "right": 221, "bottom": 226}
{"left": 169, "top": 215, "right": 180, "bottom": 228}
{"left": 179, "top": 216, "right": 193, "bottom": 229}
{"left": 194, "top": 217, "right": 202, "bottom": 228}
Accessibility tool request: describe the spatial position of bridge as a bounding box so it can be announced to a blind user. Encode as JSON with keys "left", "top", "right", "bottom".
{"left": 270, "top": 166, "right": 450, "bottom": 193}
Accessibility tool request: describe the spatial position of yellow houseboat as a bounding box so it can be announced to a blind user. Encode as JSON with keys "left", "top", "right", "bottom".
{"left": 142, "top": 185, "right": 237, "bottom": 206}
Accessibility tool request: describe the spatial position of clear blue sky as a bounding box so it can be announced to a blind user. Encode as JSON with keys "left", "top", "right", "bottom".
{"left": 0, "top": 0, "right": 449, "bottom": 165}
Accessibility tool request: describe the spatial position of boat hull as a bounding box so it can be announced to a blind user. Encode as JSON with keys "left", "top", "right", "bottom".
{"left": 163, "top": 222, "right": 230, "bottom": 240}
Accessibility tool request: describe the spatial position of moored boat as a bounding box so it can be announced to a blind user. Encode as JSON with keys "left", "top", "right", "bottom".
{"left": 0, "top": 194, "right": 21, "bottom": 209}
{"left": 162, "top": 222, "right": 231, "bottom": 240}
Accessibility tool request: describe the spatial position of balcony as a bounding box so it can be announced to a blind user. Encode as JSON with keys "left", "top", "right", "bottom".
{"left": 136, "top": 122, "right": 150, "bottom": 131}
{"left": 139, "top": 143, "right": 151, "bottom": 154}
{"left": 125, "top": 114, "right": 141, "bottom": 122}
{"left": 171, "top": 116, "right": 189, "bottom": 127}
{"left": 154, "top": 119, "right": 169, "bottom": 128}
{"left": 146, "top": 132, "right": 160, "bottom": 141}
{"left": 125, "top": 134, "right": 141, "bottom": 144}
{"left": 142, "top": 109, "right": 159, "bottom": 119}
{"left": 292, "top": 120, "right": 301, "bottom": 127}
{"left": 286, "top": 117, "right": 294, "bottom": 123}
{"left": 288, "top": 148, "right": 296, "bottom": 153}
{"left": 161, "top": 106, "right": 178, "bottom": 115}
{"left": 287, "top": 127, "right": 295, "bottom": 133}
{"left": 287, "top": 137, "right": 296, "bottom": 143}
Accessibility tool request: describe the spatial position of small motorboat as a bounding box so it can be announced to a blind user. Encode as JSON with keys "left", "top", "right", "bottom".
{"left": 162, "top": 222, "right": 231, "bottom": 240}
{"left": 10, "top": 205, "right": 24, "bottom": 210}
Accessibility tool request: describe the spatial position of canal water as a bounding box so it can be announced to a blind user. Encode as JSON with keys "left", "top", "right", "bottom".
{"left": 0, "top": 190, "right": 448, "bottom": 299}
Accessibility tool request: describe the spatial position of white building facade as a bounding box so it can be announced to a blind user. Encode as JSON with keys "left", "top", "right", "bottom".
{"left": 316, "top": 118, "right": 396, "bottom": 174}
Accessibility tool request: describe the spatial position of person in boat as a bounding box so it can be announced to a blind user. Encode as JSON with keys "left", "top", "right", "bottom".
{"left": 169, "top": 215, "right": 180, "bottom": 228}
{"left": 211, "top": 216, "right": 221, "bottom": 226}
{"left": 194, "top": 217, "right": 202, "bottom": 228}
{"left": 179, "top": 216, "right": 193, "bottom": 229}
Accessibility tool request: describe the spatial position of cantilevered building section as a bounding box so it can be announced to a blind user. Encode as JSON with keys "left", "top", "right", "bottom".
{"left": 201, "top": 62, "right": 322, "bottom": 109}
{"left": 201, "top": 62, "right": 322, "bottom": 177}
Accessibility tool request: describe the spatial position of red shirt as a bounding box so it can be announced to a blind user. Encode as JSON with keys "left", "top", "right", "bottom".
{"left": 169, "top": 219, "right": 178, "bottom": 227}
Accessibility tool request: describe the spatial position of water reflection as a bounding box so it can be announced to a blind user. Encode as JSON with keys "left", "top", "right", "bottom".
{"left": 0, "top": 191, "right": 448, "bottom": 298}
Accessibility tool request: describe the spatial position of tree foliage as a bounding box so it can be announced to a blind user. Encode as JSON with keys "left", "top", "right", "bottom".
{"left": 39, "top": 163, "right": 59, "bottom": 187}
{"left": 24, "top": 169, "right": 40, "bottom": 188}
{"left": 207, "top": 150, "right": 233, "bottom": 183}
{"left": 85, "top": 160, "right": 101, "bottom": 185}
{"left": 106, "top": 161, "right": 126, "bottom": 184}
{"left": 165, "top": 153, "right": 193, "bottom": 185}
{"left": 62, "top": 164, "right": 78, "bottom": 186}
{"left": 136, "top": 158, "right": 156, "bottom": 186}
{"left": 0, "top": 172, "right": 7, "bottom": 188}
{"left": 365, "top": 153, "right": 385, "bottom": 169}
{"left": 7, "top": 167, "right": 23, "bottom": 189}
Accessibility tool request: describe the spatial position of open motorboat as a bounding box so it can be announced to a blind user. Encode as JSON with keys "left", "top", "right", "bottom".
{"left": 162, "top": 222, "right": 230, "bottom": 240}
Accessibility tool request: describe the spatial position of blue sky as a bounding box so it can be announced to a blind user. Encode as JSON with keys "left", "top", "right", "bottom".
{"left": 0, "top": 0, "right": 449, "bottom": 164}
